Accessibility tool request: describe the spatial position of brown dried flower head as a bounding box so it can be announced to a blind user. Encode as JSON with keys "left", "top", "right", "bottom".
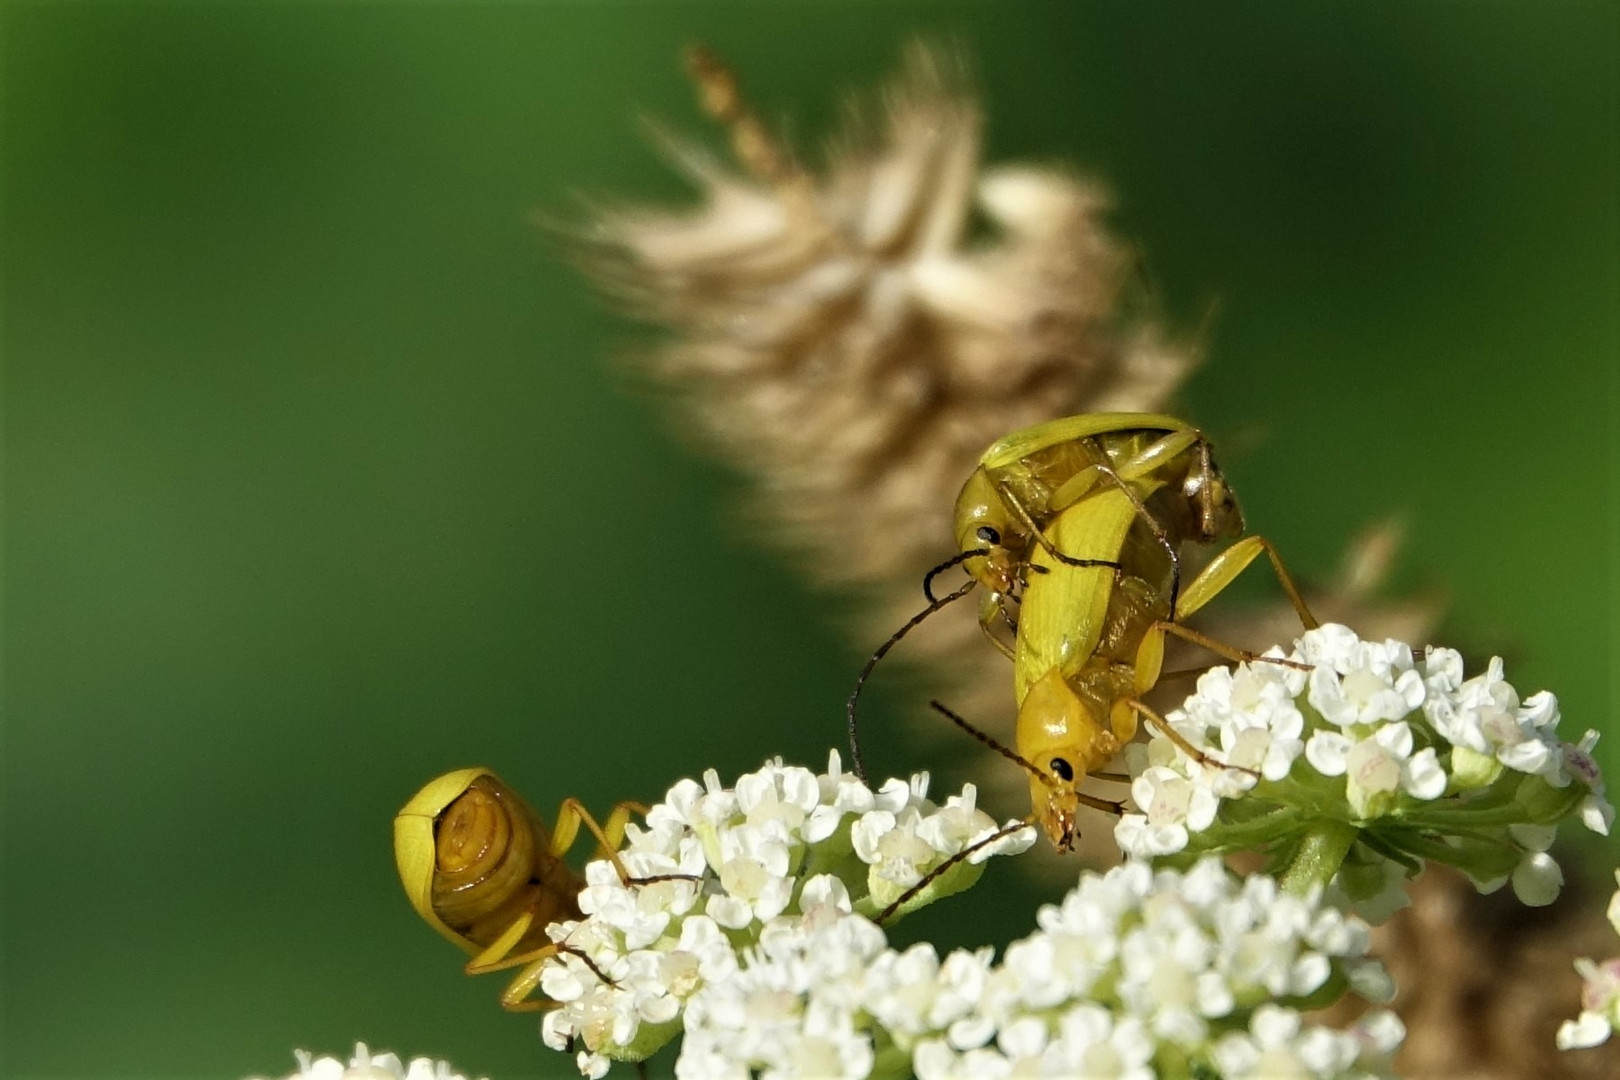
{"left": 578, "top": 41, "right": 1190, "bottom": 595}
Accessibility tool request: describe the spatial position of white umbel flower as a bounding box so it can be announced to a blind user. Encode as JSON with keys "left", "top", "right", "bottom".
{"left": 678, "top": 880, "right": 883, "bottom": 1080}
{"left": 247, "top": 1045, "right": 482, "bottom": 1080}
{"left": 671, "top": 859, "right": 1396, "bottom": 1078}
{"left": 900, "top": 860, "right": 1395, "bottom": 1080}
{"left": 531, "top": 795, "right": 1395, "bottom": 1079}
{"left": 1116, "top": 625, "right": 1609, "bottom": 914}
{"left": 540, "top": 752, "right": 1032, "bottom": 1071}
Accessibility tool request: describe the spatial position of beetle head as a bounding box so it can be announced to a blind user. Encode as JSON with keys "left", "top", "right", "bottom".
{"left": 1016, "top": 669, "right": 1121, "bottom": 854}
{"left": 1028, "top": 767, "right": 1081, "bottom": 852}
{"left": 952, "top": 470, "right": 1026, "bottom": 595}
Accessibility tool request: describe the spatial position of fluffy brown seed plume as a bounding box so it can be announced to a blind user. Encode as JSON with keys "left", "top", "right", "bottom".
{"left": 567, "top": 46, "right": 1613, "bottom": 1079}
{"left": 578, "top": 41, "right": 1190, "bottom": 594}
{"left": 574, "top": 40, "right": 1192, "bottom": 796}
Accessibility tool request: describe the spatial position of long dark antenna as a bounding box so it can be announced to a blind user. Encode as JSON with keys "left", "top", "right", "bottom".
{"left": 928, "top": 699, "right": 1056, "bottom": 792}
{"left": 846, "top": 579, "right": 977, "bottom": 783}
{"left": 874, "top": 819, "right": 1034, "bottom": 926}
{"left": 921, "top": 547, "right": 988, "bottom": 604}
{"left": 555, "top": 942, "right": 617, "bottom": 989}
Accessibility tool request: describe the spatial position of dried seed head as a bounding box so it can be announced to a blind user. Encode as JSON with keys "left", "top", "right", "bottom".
{"left": 575, "top": 41, "right": 1192, "bottom": 593}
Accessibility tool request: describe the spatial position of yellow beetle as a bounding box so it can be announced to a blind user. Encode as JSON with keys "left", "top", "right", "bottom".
{"left": 975, "top": 416, "right": 1317, "bottom": 850}
{"left": 393, "top": 768, "right": 648, "bottom": 1012}
{"left": 947, "top": 413, "right": 1242, "bottom": 633}
{"left": 851, "top": 413, "right": 1318, "bottom": 852}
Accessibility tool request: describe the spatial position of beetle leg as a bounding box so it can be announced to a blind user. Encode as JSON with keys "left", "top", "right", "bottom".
{"left": 486, "top": 942, "right": 615, "bottom": 1013}
{"left": 1082, "top": 459, "right": 1184, "bottom": 615}
{"left": 552, "top": 799, "right": 703, "bottom": 890}
{"left": 978, "top": 614, "right": 1017, "bottom": 661}
{"left": 466, "top": 909, "right": 535, "bottom": 974}
{"left": 1087, "top": 771, "right": 1133, "bottom": 785}
{"left": 1176, "top": 534, "right": 1318, "bottom": 629}
{"left": 551, "top": 798, "right": 640, "bottom": 883}
{"left": 1133, "top": 622, "right": 1309, "bottom": 700}
{"left": 460, "top": 916, "right": 569, "bottom": 1013}
{"left": 990, "top": 477, "right": 1122, "bottom": 574}
{"left": 1113, "top": 427, "right": 1204, "bottom": 484}
{"left": 1124, "top": 698, "right": 1259, "bottom": 780}
{"left": 976, "top": 593, "right": 1017, "bottom": 661}
{"left": 1072, "top": 790, "right": 1127, "bottom": 814}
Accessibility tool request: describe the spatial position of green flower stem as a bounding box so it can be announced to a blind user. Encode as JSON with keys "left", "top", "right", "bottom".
{"left": 1278, "top": 820, "right": 1360, "bottom": 898}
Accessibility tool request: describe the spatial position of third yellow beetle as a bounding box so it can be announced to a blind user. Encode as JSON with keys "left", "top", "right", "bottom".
{"left": 394, "top": 768, "right": 659, "bottom": 1012}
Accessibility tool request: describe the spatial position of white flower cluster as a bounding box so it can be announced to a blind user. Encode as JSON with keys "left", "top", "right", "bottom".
{"left": 538, "top": 753, "right": 1033, "bottom": 1075}
{"left": 1116, "top": 625, "right": 1611, "bottom": 913}
{"left": 680, "top": 859, "right": 1400, "bottom": 1080}
{"left": 247, "top": 1044, "right": 480, "bottom": 1080}
{"left": 1558, "top": 870, "right": 1620, "bottom": 1051}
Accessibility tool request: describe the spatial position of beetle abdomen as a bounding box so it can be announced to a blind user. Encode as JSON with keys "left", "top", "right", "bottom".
{"left": 432, "top": 776, "right": 582, "bottom": 949}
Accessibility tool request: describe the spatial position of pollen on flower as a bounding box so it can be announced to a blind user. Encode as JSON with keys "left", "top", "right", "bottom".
{"left": 1116, "top": 625, "right": 1610, "bottom": 917}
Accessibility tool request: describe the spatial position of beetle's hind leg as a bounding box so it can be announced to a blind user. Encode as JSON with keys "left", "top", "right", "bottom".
{"left": 1177, "top": 534, "right": 1319, "bottom": 631}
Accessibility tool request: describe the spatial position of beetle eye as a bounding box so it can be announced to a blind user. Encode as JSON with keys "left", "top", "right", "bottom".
{"left": 976, "top": 525, "right": 1002, "bottom": 545}
{"left": 1049, "top": 757, "right": 1075, "bottom": 782}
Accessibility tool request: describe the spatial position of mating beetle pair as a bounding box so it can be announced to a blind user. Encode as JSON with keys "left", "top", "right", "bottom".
{"left": 853, "top": 412, "right": 1318, "bottom": 867}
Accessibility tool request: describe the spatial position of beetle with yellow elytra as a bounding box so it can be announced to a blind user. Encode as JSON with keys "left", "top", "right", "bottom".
{"left": 393, "top": 768, "right": 685, "bottom": 1012}
{"left": 850, "top": 411, "right": 1319, "bottom": 854}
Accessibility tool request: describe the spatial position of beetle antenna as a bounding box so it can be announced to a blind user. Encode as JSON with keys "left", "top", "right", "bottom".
{"left": 874, "top": 818, "right": 1034, "bottom": 926}
{"left": 846, "top": 579, "right": 978, "bottom": 783}
{"left": 556, "top": 943, "right": 618, "bottom": 989}
{"left": 627, "top": 872, "right": 706, "bottom": 887}
{"left": 928, "top": 699, "right": 1058, "bottom": 792}
{"left": 921, "top": 547, "right": 989, "bottom": 603}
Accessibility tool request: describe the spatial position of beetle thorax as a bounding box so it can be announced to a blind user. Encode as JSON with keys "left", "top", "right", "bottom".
{"left": 1017, "top": 668, "right": 1121, "bottom": 778}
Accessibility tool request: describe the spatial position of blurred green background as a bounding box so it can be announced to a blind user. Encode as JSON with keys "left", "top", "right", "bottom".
{"left": 3, "top": 3, "right": 1615, "bottom": 1078}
